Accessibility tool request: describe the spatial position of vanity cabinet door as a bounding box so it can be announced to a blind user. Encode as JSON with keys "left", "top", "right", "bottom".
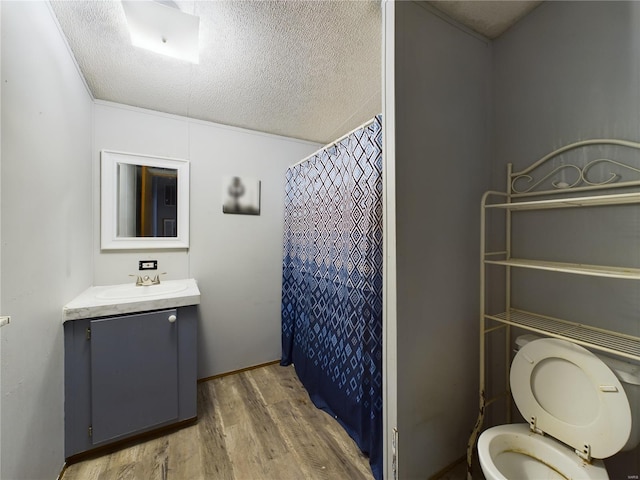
{"left": 90, "top": 309, "right": 179, "bottom": 444}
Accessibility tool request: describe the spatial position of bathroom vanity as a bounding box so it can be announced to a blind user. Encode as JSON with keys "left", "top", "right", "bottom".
{"left": 62, "top": 279, "right": 200, "bottom": 459}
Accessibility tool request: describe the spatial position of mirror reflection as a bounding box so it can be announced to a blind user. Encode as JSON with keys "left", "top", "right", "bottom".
{"left": 101, "top": 150, "right": 189, "bottom": 250}
{"left": 117, "top": 164, "right": 178, "bottom": 238}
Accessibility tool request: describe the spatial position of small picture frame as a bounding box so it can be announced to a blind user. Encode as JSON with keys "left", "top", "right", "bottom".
{"left": 222, "top": 176, "right": 261, "bottom": 215}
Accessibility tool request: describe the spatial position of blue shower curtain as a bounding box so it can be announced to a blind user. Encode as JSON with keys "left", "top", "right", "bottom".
{"left": 281, "top": 115, "right": 383, "bottom": 480}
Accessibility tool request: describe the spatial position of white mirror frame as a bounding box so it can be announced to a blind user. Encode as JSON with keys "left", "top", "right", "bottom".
{"left": 101, "top": 150, "right": 190, "bottom": 250}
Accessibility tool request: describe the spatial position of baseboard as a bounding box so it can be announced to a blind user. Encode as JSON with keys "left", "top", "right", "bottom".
{"left": 429, "top": 455, "right": 466, "bottom": 480}
{"left": 197, "top": 359, "right": 281, "bottom": 383}
{"left": 57, "top": 462, "right": 69, "bottom": 480}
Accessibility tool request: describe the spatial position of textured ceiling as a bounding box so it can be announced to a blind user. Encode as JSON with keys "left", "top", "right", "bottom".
{"left": 50, "top": 0, "right": 382, "bottom": 144}
{"left": 428, "top": 1, "right": 542, "bottom": 39}
{"left": 49, "top": 1, "right": 541, "bottom": 145}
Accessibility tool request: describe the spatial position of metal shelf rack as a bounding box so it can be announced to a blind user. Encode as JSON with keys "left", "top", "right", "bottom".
{"left": 466, "top": 139, "right": 640, "bottom": 479}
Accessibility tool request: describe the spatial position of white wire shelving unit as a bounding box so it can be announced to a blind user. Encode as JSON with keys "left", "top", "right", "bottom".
{"left": 466, "top": 139, "right": 640, "bottom": 479}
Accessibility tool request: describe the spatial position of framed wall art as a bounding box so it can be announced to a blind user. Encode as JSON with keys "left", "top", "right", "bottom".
{"left": 222, "top": 176, "right": 261, "bottom": 215}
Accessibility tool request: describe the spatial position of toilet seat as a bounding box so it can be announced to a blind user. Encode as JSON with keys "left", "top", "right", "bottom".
{"left": 511, "top": 338, "right": 631, "bottom": 459}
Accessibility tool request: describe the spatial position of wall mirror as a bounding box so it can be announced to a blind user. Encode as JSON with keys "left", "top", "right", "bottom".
{"left": 101, "top": 150, "right": 190, "bottom": 250}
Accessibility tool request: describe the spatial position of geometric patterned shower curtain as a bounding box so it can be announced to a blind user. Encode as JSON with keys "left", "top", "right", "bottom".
{"left": 281, "top": 115, "right": 383, "bottom": 480}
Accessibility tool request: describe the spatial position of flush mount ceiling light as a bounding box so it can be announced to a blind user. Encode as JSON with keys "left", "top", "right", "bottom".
{"left": 121, "top": 0, "right": 200, "bottom": 63}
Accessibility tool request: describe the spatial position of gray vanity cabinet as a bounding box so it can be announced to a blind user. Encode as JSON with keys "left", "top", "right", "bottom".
{"left": 90, "top": 310, "right": 179, "bottom": 444}
{"left": 64, "top": 306, "right": 197, "bottom": 459}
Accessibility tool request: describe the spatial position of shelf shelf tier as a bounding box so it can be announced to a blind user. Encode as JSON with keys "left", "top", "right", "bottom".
{"left": 486, "top": 309, "right": 640, "bottom": 362}
{"left": 485, "top": 191, "right": 640, "bottom": 210}
{"left": 485, "top": 258, "right": 640, "bottom": 279}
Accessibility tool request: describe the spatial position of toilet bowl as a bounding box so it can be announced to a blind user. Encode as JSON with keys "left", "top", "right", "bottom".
{"left": 478, "top": 424, "right": 608, "bottom": 480}
{"left": 477, "top": 336, "right": 640, "bottom": 480}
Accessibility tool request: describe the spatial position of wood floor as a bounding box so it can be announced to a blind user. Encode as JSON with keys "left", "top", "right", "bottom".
{"left": 61, "top": 363, "right": 374, "bottom": 480}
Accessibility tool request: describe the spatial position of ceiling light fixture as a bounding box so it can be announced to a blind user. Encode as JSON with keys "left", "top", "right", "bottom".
{"left": 121, "top": 0, "right": 200, "bottom": 64}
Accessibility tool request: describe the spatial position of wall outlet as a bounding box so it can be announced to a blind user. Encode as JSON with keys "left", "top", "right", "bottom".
{"left": 0, "top": 316, "right": 11, "bottom": 328}
{"left": 139, "top": 260, "right": 158, "bottom": 271}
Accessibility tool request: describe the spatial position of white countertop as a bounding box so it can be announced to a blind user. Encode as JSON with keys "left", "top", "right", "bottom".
{"left": 62, "top": 278, "right": 201, "bottom": 322}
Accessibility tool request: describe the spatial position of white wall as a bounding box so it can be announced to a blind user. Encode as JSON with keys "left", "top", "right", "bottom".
{"left": 393, "top": 2, "right": 491, "bottom": 477}
{"left": 0, "top": 4, "right": 3, "bottom": 476}
{"left": 1, "top": 2, "right": 93, "bottom": 479}
{"left": 381, "top": 3, "right": 397, "bottom": 479}
{"left": 93, "top": 102, "right": 321, "bottom": 378}
{"left": 492, "top": 2, "right": 640, "bottom": 475}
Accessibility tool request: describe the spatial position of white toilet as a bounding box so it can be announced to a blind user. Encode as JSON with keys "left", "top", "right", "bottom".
{"left": 477, "top": 334, "right": 640, "bottom": 480}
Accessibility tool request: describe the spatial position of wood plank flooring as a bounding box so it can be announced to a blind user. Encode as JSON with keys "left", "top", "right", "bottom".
{"left": 61, "top": 363, "right": 374, "bottom": 480}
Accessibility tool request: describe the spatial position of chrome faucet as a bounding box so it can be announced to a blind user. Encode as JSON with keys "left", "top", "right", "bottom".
{"left": 129, "top": 273, "right": 166, "bottom": 286}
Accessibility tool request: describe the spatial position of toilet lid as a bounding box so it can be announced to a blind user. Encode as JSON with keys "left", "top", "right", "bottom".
{"left": 511, "top": 337, "right": 631, "bottom": 459}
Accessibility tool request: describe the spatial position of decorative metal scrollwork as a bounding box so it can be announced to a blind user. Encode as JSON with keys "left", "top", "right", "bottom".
{"left": 512, "top": 158, "right": 640, "bottom": 193}
{"left": 512, "top": 165, "right": 582, "bottom": 193}
{"left": 582, "top": 158, "right": 640, "bottom": 186}
{"left": 510, "top": 139, "right": 640, "bottom": 195}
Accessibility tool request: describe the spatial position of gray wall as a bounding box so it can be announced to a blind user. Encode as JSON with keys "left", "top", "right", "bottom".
{"left": 1, "top": 2, "right": 93, "bottom": 478}
{"left": 394, "top": 3, "right": 491, "bottom": 476}
{"left": 492, "top": 0, "right": 640, "bottom": 376}
{"left": 92, "top": 102, "right": 321, "bottom": 378}
{"left": 491, "top": 1, "right": 640, "bottom": 475}
{"left": 493, "top": 1, "right": 640, "bottom": 180}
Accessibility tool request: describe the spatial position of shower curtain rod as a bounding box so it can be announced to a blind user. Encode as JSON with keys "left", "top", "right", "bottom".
{"left": 290, "top": 117, "right": 376, "bottom": 168}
